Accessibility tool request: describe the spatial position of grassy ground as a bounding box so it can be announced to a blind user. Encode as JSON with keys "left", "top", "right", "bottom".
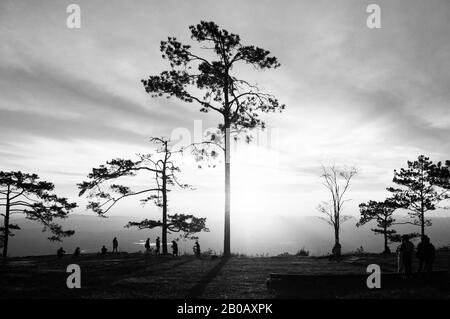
{"left": 0, "top": 251, "right": 449, "bottom": 299}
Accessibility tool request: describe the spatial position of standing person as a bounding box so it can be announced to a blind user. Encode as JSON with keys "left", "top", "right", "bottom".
{"left": 417, "top": 236, "right": 426, "bottom": 272}
{"left": 172, "top": 240, "right": 178, "bottom": 257}
{"left": 400, "top": 235, "right": 415, "bottom": 277}
{"left": 194, "top": 240, "right": 201, "bottom": 258}
{"left": 423, "top": 236, "right": 436, "bottom": 273}
{"left": 156, "top": 237, "right": 160, "bottom": 255}
{"left": 112, "top": 237, "right": 118, "bottom": 253}
{"left": 396, "top": 243, "right": 404, "bottom": 273}
{"left": 145, "top": 238, "right": 151, "bottom": 254}
{"left": 74, "top": 247, "right": 81, "bottom": 257}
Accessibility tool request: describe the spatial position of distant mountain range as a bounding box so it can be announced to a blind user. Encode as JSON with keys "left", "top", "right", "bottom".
{"left": 5, "top": 214, "right": 450, "bottom": 257}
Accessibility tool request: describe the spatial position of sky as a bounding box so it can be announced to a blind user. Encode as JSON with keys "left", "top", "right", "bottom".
{"left": 1, "top": 0, "right": 450, "bottom": 256}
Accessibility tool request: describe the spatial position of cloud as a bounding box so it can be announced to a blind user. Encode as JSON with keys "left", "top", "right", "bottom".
{"left": 0, "top": 59, "right": 194, "bottom": 142}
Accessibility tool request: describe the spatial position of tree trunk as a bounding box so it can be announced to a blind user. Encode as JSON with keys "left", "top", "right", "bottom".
{"left": 420, "top": 167, "right": 425, "bottom": 240}
{"left": 224, "top": 126, "right": 231, "bottom": 257}
{"left": 2, "top": 185, "right": 10, "bottom": 258}
{"left": 334, "top": 225, "right": 339, "bottom": 246}
{"left": 420, "top": 196, "right": 425, "bottom": 240}
{"left": 162, "top": 169, "right": 168, "bottom": 254}
{"left": 332, "top": 223, "right": 341, "bottom": 257}
{"left": 421, "top": 212, "right": 425, "bottom": 240}
{"left": 383, "top": 225, "right": 389, "bottom": 254}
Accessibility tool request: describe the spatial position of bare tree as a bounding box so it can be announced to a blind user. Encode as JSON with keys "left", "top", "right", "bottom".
{"left": 317, "top": 166, "right": 357, "bottom": 257}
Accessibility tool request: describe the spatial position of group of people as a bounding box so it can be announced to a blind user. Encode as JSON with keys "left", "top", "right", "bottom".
{"left": 57, "top": 237, "right": 119, "bottom": 257}
{"left": 100, "top": 237, "right": 119, "bottom": 255}
{"left": 56, "top": 237, "right": 202, "bottom": 258}
{"left": 57, "top": 246, "right": 80, "bottom": 257}
{"left": 145, "top": 238, "right": 201, "bottom": 257}
{"left": 171, "top": 239, "right": 201, "bottom": 257}
{"left": 144, "top": 237, "right": 161, "bottom": 254}
{"left": 397, "top": 234, "right": 436, "bottom": 276}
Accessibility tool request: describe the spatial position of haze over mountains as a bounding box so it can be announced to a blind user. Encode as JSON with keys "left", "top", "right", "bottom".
{"left": 7, "top": 214, "right": 450, "bottom": 257}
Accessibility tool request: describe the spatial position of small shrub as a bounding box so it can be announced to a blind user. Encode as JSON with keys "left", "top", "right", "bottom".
{"left": 437, "top": 244, "right": 450, "bottom": 251}
{"left": 277, "top": 252, "right": 291, "bottom": 257}
{"left": 230, "top": 252, "right": 249, "bottom": 258}
{"left": 296, "top": 247, "right": 310, "bottom": 256}
{"left": 201, "top": 248, "right": 214, "bottom": 257}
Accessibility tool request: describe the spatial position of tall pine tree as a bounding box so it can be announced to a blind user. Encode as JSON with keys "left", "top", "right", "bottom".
{"left": 357, "top": 198, "right": 402, "bottom": 253}
{"left": 1, "top": 171, "right": 76, "bottom": 258}
{"left": 142, "top": 21, "right": 285, "bottom": 257}
{"left": 387, "top": 155, "right": 450, "bottom": 239}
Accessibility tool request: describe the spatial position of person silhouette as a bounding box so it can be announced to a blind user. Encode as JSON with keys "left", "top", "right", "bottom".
{"left": 101, "top": 245, "right": 108, "bottom": 255}
{"left": 156, "top": 237, "right": 160, "bottom": 255}
{"left": 172, "top": 240, "right": 178, "bottom": 257}
{"left": 417, "top": 235, "right": 435, "bottom": 273}
{"left": 396, "top": 244, "right": 404, "bottom": 273}
{"left": 399, "top": 235, "right": 414, "bottom": 277}
{"left": 417, "top": 236, "right": 426, "bottom": 272}
{"left": 145, "top": 238, "right": 151, "bottom": 254}
{"left": 57, "top": 247, "right": 65, "bottom": 257}
{"left": 112, "top": 237, "right": 118, "bottom": 253}
{"left": 194, "top": 240, "right": 201, "bottom": 258}
{"left": 74, "top": 247, "right": 81, "bottom": 257}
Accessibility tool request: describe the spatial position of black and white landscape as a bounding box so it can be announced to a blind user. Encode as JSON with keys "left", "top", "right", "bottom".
{"left": 1, "top": 0, "right": 450, "bottom": 302}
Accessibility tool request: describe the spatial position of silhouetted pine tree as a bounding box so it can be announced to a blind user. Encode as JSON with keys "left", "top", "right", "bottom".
{"left": 357, "top": 198, "right": 406, "bottom": 254}
{"left": 0, "top": 171, "right": 76, "bottom": 258}
{"left": 387, "top": 155, "right": 450, "bottom": 239}
{"left": 141, "top": 21, "right": 285, "bottom": 257}
{"left": 78, "top": 137, "right": 209, "bottom": 254}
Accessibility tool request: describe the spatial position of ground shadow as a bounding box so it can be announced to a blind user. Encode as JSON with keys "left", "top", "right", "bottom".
{"left": 185, "top": 257, "right": 230, "bottom": 299}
